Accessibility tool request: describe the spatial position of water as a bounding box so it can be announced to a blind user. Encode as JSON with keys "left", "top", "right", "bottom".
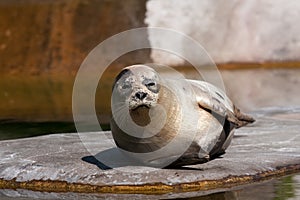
{"left": 0, "top": 120, "right": 76, "bottom": 140}
{"left": 0, "top": 120, "right": 111, "bottom": 141}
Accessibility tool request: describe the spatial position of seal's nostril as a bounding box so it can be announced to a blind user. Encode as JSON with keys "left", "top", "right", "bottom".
{"left": 135, "top": 91, "right": 147, "bottom": 100}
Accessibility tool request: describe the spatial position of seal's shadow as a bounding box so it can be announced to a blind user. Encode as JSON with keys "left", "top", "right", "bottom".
{"left": 81, "top": 147, "right": 143, "bottom": 170}
{"left": 81, "top": 147, "right": 203, "bottom": 171}
{"left": 82, "top": 155, "right": 112, "bottom": 170}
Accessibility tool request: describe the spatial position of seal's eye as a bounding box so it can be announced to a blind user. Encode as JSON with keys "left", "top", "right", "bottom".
{"left": 122, "top": 83, "right": 131, "bottom": 90}
{"left": 145, "top": 81, "right": 159, "bottom": 93}
{"left": 118, "top": 82, "right": 132, "bottom": 94}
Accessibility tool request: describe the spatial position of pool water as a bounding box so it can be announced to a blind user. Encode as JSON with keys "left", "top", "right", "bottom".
{"left": 0, "top": 120, "right": 112, "bottom": 141}
{"left": 0, "top": 120, "right": 76, "bottom": 140}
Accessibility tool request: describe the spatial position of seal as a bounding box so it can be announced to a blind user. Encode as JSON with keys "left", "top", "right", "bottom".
{"left": 111, "top": 64, "right": 255, "bottom": 167}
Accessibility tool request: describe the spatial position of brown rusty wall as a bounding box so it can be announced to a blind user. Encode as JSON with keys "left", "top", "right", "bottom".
{"left": 0, "top": 0, "right": 150, "bottom": 75}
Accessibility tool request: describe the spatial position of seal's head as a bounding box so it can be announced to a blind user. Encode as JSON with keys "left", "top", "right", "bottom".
{"left": 112, "top": 65, "right": 161, "bottom": 111}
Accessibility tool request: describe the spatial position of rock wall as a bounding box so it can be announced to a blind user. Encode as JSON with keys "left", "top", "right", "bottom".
{"left": 0, "top": 0, "right": 299, "bottom": 122}
{"left": 1, "top": 0, "right": 300, "bottom": 74}
{"left": 146, "top": 0, "right": 300, "bottom": 65}
{"left": 0, "top": 0, "right": 150, "bottom": 75}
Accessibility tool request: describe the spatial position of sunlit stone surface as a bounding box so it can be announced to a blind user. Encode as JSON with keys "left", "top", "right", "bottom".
{"left": 0, "top": 107, "right": 299, "bottom": 195}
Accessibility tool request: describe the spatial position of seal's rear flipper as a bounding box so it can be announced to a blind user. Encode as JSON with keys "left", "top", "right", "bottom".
{"left": 232, "top": 105, "right": 255, "bottom": 128}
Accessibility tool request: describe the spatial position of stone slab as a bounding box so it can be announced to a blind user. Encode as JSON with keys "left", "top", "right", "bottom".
{"left": 1, "top": 175, "right": 298, "bottom": 200}
{"left": 0, "top": 107, "right": 299, "bottom": 194}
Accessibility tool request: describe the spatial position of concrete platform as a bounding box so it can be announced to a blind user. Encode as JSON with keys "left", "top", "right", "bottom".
{"left": 0, "top": 107, "right": 299, "bottom": 195}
